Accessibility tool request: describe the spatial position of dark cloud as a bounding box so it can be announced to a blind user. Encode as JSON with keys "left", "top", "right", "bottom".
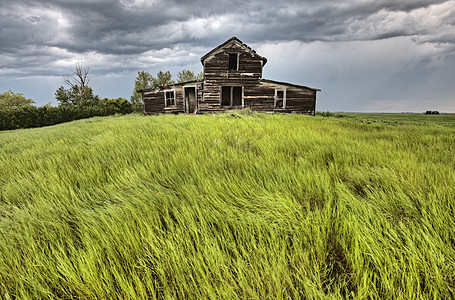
{"left": 0, "top": 0, "right": 454, "bottom": 111}
{"left": 1, "top": 0, "right": 452, "bottom": 58}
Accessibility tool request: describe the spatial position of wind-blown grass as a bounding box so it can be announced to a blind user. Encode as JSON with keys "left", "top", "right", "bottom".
{"left": 0, "top": 112, "right": 454, "bottom": 299}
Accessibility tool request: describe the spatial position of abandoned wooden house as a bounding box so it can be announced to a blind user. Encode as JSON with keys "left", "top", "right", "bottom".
{"left": 140, "top": 37, "right": 320, "bottom": 115}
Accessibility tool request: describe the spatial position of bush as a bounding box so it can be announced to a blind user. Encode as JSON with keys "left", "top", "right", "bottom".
{"left": 0, "top": 105, "right": 126, "bottom": 131}
{"left": 425, "top": 111, "right": 440, "bottom": 115}
{"left": 99, "top": 97, "right": 133, "bottom": 114}
{"left": 316, "top": 111, "right": 343, "bottom": 118}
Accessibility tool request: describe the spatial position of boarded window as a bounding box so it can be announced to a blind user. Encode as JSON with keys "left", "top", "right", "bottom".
{"left": 165, "top": 91, "right": 175, "bottom": 107}
{"left": 275, "top": 90, "right": 285, "bottom": 109}
{"left": 221, "top": 86, "right": 242, "bottom": 107}
{"left": 228, "top": 53, "right": 238, "bottom": 71}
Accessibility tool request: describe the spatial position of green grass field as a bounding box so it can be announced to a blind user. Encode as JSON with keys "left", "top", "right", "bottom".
{"left": 1, "top": 112, "right": 454, "bottom": 299}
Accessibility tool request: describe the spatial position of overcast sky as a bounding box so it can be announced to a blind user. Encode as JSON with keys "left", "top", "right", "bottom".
{"left": 1, "top": 0, "right": 454, "bottom": 112}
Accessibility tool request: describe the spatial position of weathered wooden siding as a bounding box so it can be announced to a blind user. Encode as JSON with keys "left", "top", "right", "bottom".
{"left": 200, "top": 39, "right": 264, "bottom": 113}
{"left": 143, "top": 37, "right": 318, "bottom": 115}
{"left": 143, "top": 81, "right": 316, "bottom": 115}
{"left": 285, "top": 88, "right": 317, "bottom": 115}
{"left": 248, "top": 81, "right": 316, "bottom": 115}
{"left": 143, "top": 90, "right": 164, "bottom": 114}
{"left": 143, "top": 83, "right": 203, "bottom": 114}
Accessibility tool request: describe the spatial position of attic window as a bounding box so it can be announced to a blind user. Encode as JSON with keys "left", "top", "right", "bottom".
{"left": 228, "top": 53, "right": 238, "bottom": 71}
{"left": 165, "top": 90, "right": 176, "bottom": 107}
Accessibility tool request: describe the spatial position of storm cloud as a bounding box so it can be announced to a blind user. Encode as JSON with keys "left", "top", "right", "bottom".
{"left": 1, "top": 0, "right": 454, "bottom": 111}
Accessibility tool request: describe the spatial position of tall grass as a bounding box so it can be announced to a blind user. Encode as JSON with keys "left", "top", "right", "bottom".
{"left": 0, "top": 113, "right": 454, "bottom": 299}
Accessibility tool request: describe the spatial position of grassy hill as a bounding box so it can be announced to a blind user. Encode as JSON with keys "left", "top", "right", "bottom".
{"left": 1, "top": 112, "right": 454, "bottom": 299}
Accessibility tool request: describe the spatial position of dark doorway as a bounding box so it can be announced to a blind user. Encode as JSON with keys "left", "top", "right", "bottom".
{"left": 184, "top": 87, "right": 197, "bottom": 113}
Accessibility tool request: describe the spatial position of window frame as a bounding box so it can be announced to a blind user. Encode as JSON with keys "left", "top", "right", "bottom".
{"left": 164, "top": 90, "right": 176, "bottom": 108}
{"left": 274, "top": 89, "right": 286, "bottom": 109}
{"left": 220, "top": 85, "right": 244, "bottom": 107}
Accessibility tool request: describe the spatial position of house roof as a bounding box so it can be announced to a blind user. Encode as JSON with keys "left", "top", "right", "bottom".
{"left": 137, "top": 80, "right": 203, "bottom": 93}
{"left": 173, "top": 80, "right": 202, "bottom": 87}
{"left": 200, "top": 37, "right": 267, "bottom": 66}
{"left": 261, "top": 79, "right": 321, "bottom": 92}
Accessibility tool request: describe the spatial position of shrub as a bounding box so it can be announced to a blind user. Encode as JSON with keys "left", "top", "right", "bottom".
{"left": 0, "top": 105, "right": 126, "bottom": 131}
{"left": 316, "top": 111, "right": 343, "bottom": 118}
{"left": 99, "top": 97, "right": 133, "bottom": 114}
{"left": 425, "top": 111, "right": 439, "bottom": 115}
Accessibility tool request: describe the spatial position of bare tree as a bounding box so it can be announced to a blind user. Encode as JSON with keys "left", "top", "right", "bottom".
{"left": 64, "top": 61, "right": 90, "bottom": 95}
{"left": 56, "top": 61, "right": 99, "bottom": 106}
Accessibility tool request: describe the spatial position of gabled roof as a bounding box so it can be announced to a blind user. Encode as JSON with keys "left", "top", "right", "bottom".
{"left": 261, "top": 79, "right": 321, "bottom": 92}
{"left": 200, "top": 37, "right": 267, "bottom": 66}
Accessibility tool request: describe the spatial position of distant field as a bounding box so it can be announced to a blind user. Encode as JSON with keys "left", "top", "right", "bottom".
{"left": 1, "top": 112, "right": 454, "bottom": 299}
{"left": 342, "top": 112, "right": 455, "bottom": 127}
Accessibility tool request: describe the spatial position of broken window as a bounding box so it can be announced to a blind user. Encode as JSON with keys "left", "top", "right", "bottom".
{"left": 275, "top": 89, "right": 285, "bottom": 109}
{"left": 165, "top": 90, "right": 176, "bottom": 107}
{"left": 221, "top": 86, "right": 243, "bottom": 107}
{"left": 228, "top": 53, "right": 238, "bottom": 71}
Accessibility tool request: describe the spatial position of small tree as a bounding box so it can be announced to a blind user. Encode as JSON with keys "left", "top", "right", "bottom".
{"left": 176, "top": 69, "right": 203, "bottom": 83}
{"left": 131, "top": 71, "right": 154, "bottom": 112}
{"left": 155, "top": 71, "right": 174, "bottom": 87}
{"left": 0, "top": 90, "right": 35, "bottom": 109}
{"left": 55, "top": 85, "right": 99, "bottom": 107}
